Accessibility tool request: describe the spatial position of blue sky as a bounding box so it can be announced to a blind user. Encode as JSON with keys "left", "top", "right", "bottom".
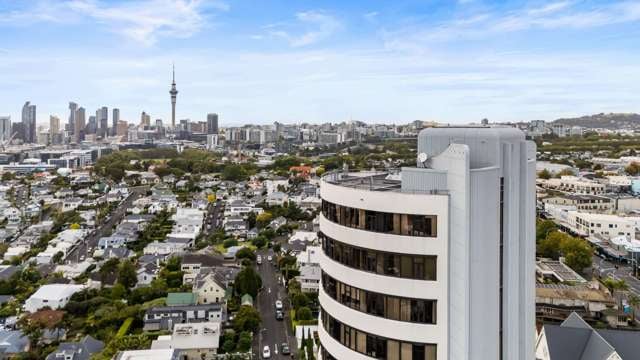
{"left": 1, "top": 0, "right": 640, "bottom": 126}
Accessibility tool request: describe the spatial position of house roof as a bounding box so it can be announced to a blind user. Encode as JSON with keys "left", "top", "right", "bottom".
{"left": 181, "top": 254, "right": 224, "bottom": 267}
{"left": 541, "top": 312, "right": 640, "bottom": 360}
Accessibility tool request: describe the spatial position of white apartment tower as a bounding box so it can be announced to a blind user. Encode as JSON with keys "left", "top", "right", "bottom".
{"left": 318, "top": 127, "right": 536, "bottom": 360}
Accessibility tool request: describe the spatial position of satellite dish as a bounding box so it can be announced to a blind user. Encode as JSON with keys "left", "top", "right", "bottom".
{"left": 418, "top": 152, "right": 428, "bottom": 163}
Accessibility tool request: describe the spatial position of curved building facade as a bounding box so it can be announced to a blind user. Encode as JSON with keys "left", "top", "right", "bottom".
{"left": 318, "top": 127, "right": 536, "bottom": 360}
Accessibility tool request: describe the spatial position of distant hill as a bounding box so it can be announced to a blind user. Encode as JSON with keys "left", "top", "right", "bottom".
{"left": 553, "top": 113, "right": 640, "bottom": 129}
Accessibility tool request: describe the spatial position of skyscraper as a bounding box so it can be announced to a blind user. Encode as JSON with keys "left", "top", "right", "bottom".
{"left": 74, "top": 107, "right": 86, "bottom": 143}
{"left": 68, "top": 102, "right": 78, "bottom": 135}
{"left": 140, "top": 111, "right": 151, "bottom": 127}
{"left": 96, "top": 106, "right": 108, "bottom": 138}
{"left": 318, "top": 127, "right": 536, "bottom": 360}
{"left": 21, "top": 101, "right": 36, "bottom": 143}
{"left": 207, "top": 113, "right": 219, "bottom": 134}
{"left": 112, "top": 108, "right": 120, "bottom": 136}
{"left": 49, "top": 115, "right": 60, "bottom": 135}
{"left": 0, "top": 116, "right": 11, "bottom": 142}
{"left": 170, "top": 64, "right": 178, "bottom": 128}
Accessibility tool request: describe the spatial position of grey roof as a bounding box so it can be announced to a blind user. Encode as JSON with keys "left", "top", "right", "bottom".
{"left": 181, "top": 254, "right": 224, "bottom": 267}
{"left": 0, "top": 330, "right": 28, "bottom": 354}
{"left": 541, "top": 312, "right": 640, "bottom": 360}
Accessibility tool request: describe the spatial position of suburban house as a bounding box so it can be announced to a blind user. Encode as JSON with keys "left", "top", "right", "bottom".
{"left": 143, "top": 304, "right": 223, "bottom": 331}
{"left": 24, "top": 284, "right": 85, "bottom": 313}
{"left": 45, "top": 335, "right": 104, "bottom": 360}
{"left": 150, "top": 322, "right": 220, "bottom": 360}
{"left": 193, "top": 272, "right": 226, "bottom": 305}
{"left": 297, "top": 264, "right": 321, "bottom": 293}
{"left": 536, "top": 312, "right": 640, "bottom": 359}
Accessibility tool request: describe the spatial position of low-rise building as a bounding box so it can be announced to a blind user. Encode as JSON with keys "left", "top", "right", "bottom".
{"left": 150, "top": 322, "right": 220, "bottom": 360}
{"left": 24, "top": 284, "right": 85, "bottom": 313}
{"left": 143, "top": 304, "right": 223, "bottom": 331}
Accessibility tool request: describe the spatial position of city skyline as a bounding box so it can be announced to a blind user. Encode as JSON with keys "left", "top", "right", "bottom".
{"left": 2, "top": 0, "right": 640, "bottom": 125}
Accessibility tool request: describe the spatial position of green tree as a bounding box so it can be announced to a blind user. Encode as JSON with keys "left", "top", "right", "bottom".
{"left": 537, "top": 169, "right": 551, "bottom": 179}
{"left": 625, "top": 162, "right": 640, "bottom": 176}
{"left": 236, "top": 331, "right": 253, "bottom": 352}
{"left": 559, "top": 236, "right": 593, "bottom": 272}
{"left": 222, "top": 164, "right": 248, "bottom": 182}
{"left": 234, "top": 267, "right": 262, "bottom": 298}
{"left": 536, "top": 219, "right": 558, "bottom": 242}
{"left": 236, "top": 247, "right": 256, "bottom": 261}
{"left": 117, "top": 260, "right": 137, "bottom": 289}
{"left": 256, "top": 211, "right": 273, "bottom": 229}
{"left": 537, "top": 231, "right": 566, "bottom": 259}
{"left": 296, "top": 306, "right": 313, "bottom": 320}
{"left": 233, "top": 305, "right": 261, "bottom": 333}
{"left": 111, "top": 283, "right": 127, "bottom": 299}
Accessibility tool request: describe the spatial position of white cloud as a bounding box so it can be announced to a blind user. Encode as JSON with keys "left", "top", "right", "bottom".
{"left": 384, "top": 1, "right": 640, "bottom": 51}
{"left": 267, "top": 10, "right": 342, "bottom": 47}
{"left": 0, "top": 0, "right": 227, "bottom": 45}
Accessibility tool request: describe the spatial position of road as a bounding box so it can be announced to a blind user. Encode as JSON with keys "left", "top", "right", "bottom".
{"left": 593, "top": 254, "right": 640, "bottom": 295}
{"left": 255, "top": 248, "right": 296, "bottom": 359}
{"left": 203, "top": 200, "right": 223, "bottom": 236}
{"left": 67, "top": 186, "right": 148, "bottom": 262}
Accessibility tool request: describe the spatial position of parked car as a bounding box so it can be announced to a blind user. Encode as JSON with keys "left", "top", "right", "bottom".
{"left": 276, "top": 310, "right": 284, "bottom": 320}
{"left": 262, "top": 345, "right": 271, "bottom": 359}
{"left": 281, "top": 343, "right": 290, "bottom": 355}
{"left": 275, "top": 300, "right": 283, "bottom": 310}
{"left": 257, "top": 255, "right": 262, "bottom": 265}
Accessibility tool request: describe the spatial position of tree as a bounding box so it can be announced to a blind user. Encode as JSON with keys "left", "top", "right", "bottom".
{"left": 222, "top": 164, "right": 247, "bottom": 182}
{"left": 315, "top": 166, "right": 325, "bottom": 177}
{"left": 235, "top": 267, "right": 262, "bottom": 298}
{"left": 111, "top": 283, "right": 127, "bottom": 299}
{"left": 297, "top": 306, "right": 312, "bottom": 320}
{"left": 236, "top": 331, "right": 253, "bottom": 352}
{"left": 117, "top": 260, "right": 137, "bottom": 289}
{"left": 233, "top": 305, "right": 261, "bottom": 333}
{"left": 538, "top": 169, "right": 551, "bottom": 179}
{"left": 559, "top": 236, "right": 592, "bottom": 272}
{"left": 537, "top": 231, "right": 567, "bottom": 259}
{"left": 256, "top": 212, "right": 273, "bottom": 229}
{"left": 223, "top": 239, "right": 238, "bottom": 248}
{"left": 207, "top": 194, "right": 217, "bottom": 203}
{"left": 625, "top": 162, "right": 640, "bottom": 176}
{"left": 536, "top": 219, "right": 558, "bottom": 242}
{"left": 236, "top": 247, "right": 256, "bottom": 261}
{"left": 628, "top": 294, "right": 640, "bottom": 321}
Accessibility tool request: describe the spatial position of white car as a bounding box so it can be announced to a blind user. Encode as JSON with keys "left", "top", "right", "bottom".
{"left": 275, "top": 300, "right": 283, "bottom": 310}
{"left": 257, "top": 256, "right": 262, "bottom": 265}
{"left": 267, "top": 255, "right": 273, "bottom": 262}
{"left": 262, "top": 345, "right": 271, "bottom": 359}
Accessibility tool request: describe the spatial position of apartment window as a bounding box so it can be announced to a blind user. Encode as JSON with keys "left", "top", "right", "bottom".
{"left": 322, "top": 310, "right": 437, "bottom": 360}
{"left": 321, "top": 200, "right": 437, "bottom": 237}
{"left": 322, "top": 271, "right": 437, "bottom": 324}
{"left": 321, "top": 233, "right": 437, "bottom": 281}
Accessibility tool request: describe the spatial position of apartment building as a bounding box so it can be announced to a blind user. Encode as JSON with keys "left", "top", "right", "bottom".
{"left": 318, "top": 127, "right": 536, "bottom": 360}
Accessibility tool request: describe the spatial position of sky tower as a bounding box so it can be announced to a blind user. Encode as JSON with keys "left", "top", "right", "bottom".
{"left": 170, "top": 64, "right": 178, "bottom": 128}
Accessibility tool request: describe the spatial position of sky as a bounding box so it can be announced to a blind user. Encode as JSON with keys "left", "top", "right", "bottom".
{"left": 1, "top": 0, "right": 640, "bottom": 126}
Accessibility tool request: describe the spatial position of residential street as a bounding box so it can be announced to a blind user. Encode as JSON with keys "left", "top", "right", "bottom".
{"left": 255, "top": 248, "right": 297, "bottom": 359}
{"left": 67, "top": 186, "right": 148, "bottom": 262}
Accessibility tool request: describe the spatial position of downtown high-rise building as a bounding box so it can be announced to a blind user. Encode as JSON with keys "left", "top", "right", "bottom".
{"left": 97, "top": 106, "right": 108, "bottom": 138}
{"left": 74, "top": 107, "right": 86, "bottom": 143}
{"left": 68, "top": 102, "right": 78, "bottom": 135}
{"left": 49, "top": 115, "right": 61, "bottom": 144}
{"left": 112, "top": 108, "right": 120, "bottom": 136}
{"left": 140, "top": 111, "right": 151, "bottom": 127}
{"left": 0, "top": 116, "right": 11, "bottom": 142}
{"left": 207, "top": 113, "right": 219, "bottom": 134}
{"left": 318, "top": 127, "right": 536, "bottom": 360}
{"left": 21, "top": 101, "right": 36, "bottom": 143}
